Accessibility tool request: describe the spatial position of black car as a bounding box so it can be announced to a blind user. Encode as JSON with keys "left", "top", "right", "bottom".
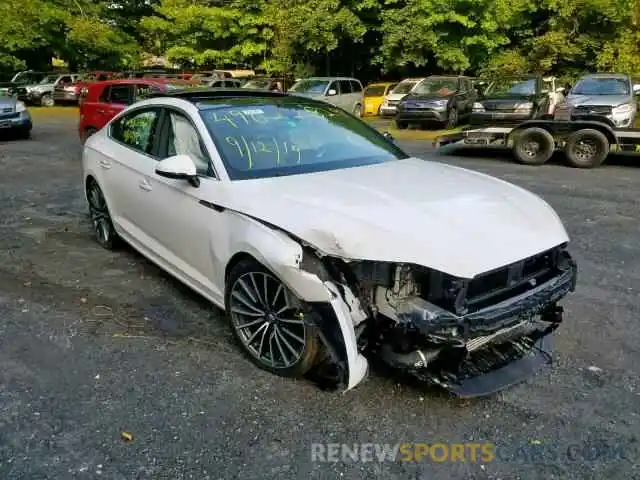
{"left": 395, "top": 76, "right": 476, "bottom": 129}
{"left": 470, "top": 75, "right": 550, "bottom": 126}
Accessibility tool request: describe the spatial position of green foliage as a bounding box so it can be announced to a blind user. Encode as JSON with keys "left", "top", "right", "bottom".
{"left": 0, "top": 0, "right": 638, "bottom": 78}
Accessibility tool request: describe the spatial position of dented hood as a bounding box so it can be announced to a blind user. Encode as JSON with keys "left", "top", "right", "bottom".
{"left": 218, "top": 158, "right": 569, "bottom": 278}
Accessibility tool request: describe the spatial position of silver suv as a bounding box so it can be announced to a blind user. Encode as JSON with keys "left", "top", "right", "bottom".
{"left": 564, "top": 73, "right": 640, "bottom": 128}
{"left": 288, "top": 77, "right": 364, "bottom": 116}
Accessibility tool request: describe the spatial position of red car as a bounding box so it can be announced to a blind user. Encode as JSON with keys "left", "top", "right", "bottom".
{"left": 78, "top": 79, "right": 172, "bottom": 143}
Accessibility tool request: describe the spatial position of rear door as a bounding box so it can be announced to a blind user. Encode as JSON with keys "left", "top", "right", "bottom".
{"left": 350, "top": 80, "right": 364, "bottom": 108}
{"left": 100, "top": 106, "right": 163, "bottom": 243}
{"left": 337, "top": 80, "right": 353, "bottom": 110}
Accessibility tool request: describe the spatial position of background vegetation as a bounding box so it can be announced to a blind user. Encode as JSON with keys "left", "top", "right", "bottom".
{"left": 1, "top": 0, "right": 639, "bottom": 82}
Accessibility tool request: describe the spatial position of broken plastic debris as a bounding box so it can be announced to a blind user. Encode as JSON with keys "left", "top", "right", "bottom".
{"left": 529, "top": 439, "right": 542, "bottom": 445}
{"left": 587, "top": 366, "right": 603, "bottom": 373}
{"left": 120, "top": 431, "right": 133, "bottom": 442}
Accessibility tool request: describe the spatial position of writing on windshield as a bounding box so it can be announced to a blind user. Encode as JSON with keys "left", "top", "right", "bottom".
{"left": 199, "top": 100, "right": 408, "bottom": 180}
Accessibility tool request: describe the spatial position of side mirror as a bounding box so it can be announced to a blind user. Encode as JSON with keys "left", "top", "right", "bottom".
{"left": 382, "top": 131, "right": 396, "bottom": 143}
{"left": 327, "top": 89, "right": 337, "bottom": 96}
{"left": 155, "top": 154, "right": 200, "bottom": 188}
{"left": 633, "top": 84, "right": 640, "bottom": 94}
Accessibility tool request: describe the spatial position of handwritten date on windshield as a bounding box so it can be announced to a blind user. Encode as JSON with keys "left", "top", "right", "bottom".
{"left": 225, "top": 136, "right": 301, "bottom": 168}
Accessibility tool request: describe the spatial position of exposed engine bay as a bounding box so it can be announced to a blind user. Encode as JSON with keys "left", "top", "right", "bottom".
{"left": 300, "top": 243, "right": 578, "bottom": 397}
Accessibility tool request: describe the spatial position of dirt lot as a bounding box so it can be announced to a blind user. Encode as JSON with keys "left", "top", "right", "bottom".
{"left": 0, "top": 113, "right": 639, "bottom": 480}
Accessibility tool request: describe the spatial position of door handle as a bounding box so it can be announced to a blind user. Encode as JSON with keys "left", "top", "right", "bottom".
{"left": 98, "top": 159, "right": 111, "bottom": 169}
{"left": 139, "top": 180, "right": 152, "bottom": 191}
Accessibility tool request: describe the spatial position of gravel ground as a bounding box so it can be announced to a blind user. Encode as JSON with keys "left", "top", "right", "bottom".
{"left": 0, "top": 115, "right": 639, "bottom": 480}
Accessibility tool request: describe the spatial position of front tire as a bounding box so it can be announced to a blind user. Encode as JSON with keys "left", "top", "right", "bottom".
{"left": 86, "top": 179, "right": 120, "bottom": 250}
{"left": 40, "top": 94, "right": 54, "bottom": 107}
{"left": 445, "top": 107, "right": 458, "bottom": 129}
{"left": 225, "top": 259, "right": 319, "bottom": 378}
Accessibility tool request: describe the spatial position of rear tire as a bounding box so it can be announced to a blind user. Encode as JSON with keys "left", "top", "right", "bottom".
{"left": 82, "top": 127, "right": 98, "bottom": 144}
{"left": 564, "top": 129, "right": 609, "bottom": 168}
{"left": 512, "top": 127, "right": 555, "bottom": 165}
{"left": 353, "top": 103, "right": 362, "bottom": 117}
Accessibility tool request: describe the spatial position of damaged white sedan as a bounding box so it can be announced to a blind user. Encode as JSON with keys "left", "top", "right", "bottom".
{"left": 82, "top": 89, "right": 577, "bottom": 397}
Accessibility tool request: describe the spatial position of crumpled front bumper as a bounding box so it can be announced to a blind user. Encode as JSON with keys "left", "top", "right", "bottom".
{"left": 381, "top": 258, "right": 577, "bottom": 397}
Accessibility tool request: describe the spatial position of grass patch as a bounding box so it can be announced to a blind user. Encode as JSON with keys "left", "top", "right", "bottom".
{"left": 30, "top": 106, "right": 79, "bottom": 117}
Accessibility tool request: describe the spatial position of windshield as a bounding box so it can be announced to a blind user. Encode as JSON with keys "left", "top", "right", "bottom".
{"left": 391, "top": 81, "right": 417, "bottom": 95}
{"left": 571, "top": 77, "right": 630, "bottom": 96}
{"left": 289, "top": 79, "right": 329, "bottom": 94}
{"left": 13, "top": 72, "right": 46, "bottom": 84}
{"left": 243, "top": 79, "right": 271, "bottom": 89}
{"left": 199, "top": 98, "right": 408, "bottom": 180}
{"left": 484, "top": 78, "right": 537, "bottom": 96}
{"left": 413, "top": 78, "right": 459, "bottom": 96}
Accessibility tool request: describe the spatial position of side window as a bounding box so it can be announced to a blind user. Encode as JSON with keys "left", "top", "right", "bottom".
{"left": 134, "top": 83, "right": 161, "bottom": 100}
{"left": 339, "top": 80, "right": 353, "bottom": 94}
{"left": 58, "top": 76, "right": 73, "bottom": 86}
{"left": 350, "top": 80, "right": 362, "bottom": 93}
{"left": 164, "top": 110, "right": 212, "bottom": 177}
{"left": 328, "top": 80, "right": 340, "bottom": 94}
{"left": 110, "top": 109, "right": 159, "bottom": 154}
{"left": 108, "top": 85, "right": 133, "bottom": 105}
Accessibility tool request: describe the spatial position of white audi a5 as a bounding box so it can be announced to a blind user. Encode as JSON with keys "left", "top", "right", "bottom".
{"left": 82, "top": 89, "right": 577, "bottom": 397}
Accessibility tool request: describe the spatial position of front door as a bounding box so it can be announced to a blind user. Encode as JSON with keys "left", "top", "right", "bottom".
{"left": 133, "top": 107, "right": 224, "bottom": 300}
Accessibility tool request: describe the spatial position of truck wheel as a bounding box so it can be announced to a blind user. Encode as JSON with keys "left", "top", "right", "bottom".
{"left": 512, "top": 127, "right": 555, "bottom": 165}
{"left": 395, "top": 120, "right": 408, "bottom": 129}
{"left": 564, "top": 129, "right": 609, "bottom": 168}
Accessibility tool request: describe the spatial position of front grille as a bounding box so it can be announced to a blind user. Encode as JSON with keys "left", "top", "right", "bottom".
{"left": 574, "top": 105, "right": 612, "bottom": 115}
{"left": 387, "top": 100, "right": 399, "bottom": 106}
{"left": 0, "top": 112, "right": 19, "bottom": 120}
{"left": 464, "top": 247, "right": 561, "bottom": 312}
{"left": 2, "top": 107, "right": 12, "bottom": 113}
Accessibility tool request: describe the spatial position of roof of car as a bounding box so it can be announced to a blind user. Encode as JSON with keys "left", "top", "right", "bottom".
{"left": 299, "top": 77, "right": 361, "bottom": 82}
{"left": 147, "top": 88, "right": 287, "bottom": 102}
{"left": 581, "top": 73, "right": 629, "bottom": 79}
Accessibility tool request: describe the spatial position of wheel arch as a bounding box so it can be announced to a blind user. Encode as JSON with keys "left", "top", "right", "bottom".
{"left": 221, "top": 216, "right": 368, "bottom": 391}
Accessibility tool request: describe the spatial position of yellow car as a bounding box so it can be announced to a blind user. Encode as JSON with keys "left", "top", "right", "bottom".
{"left": 362, "top": 82, "right": 398, "bottom": 116}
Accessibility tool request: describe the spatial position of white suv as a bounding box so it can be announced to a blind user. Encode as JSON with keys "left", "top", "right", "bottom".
{"left": 289, "top": 77, "right": 364, "bottom": 116}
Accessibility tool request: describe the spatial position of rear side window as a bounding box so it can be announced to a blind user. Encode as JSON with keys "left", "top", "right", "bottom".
{"left": 338, "top": 80, "right": 353, "bottom": 94}
{"left": 108, "top": 85, "right": 134, "bottom": 105}
{"left": 350, "top": 80, "right": 362, "bottom": 93}
{"left": 134, "top": 83, "right": 163, "bottom": 100}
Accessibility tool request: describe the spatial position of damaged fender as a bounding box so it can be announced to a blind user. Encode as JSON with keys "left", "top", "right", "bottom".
{"left": 223, "top": 212, "right": 368, "bottom": 391}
